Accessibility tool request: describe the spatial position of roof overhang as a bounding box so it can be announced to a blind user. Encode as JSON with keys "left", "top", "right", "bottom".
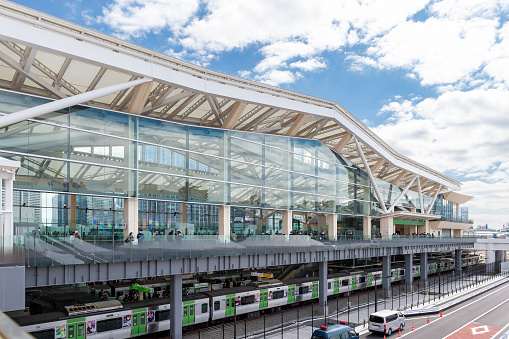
{"left": 442, "top": 191, "right": 473, "bottom": 204}
{"left": 0, "top": 1, "right": 461, "bottom": 194}
{"left": 384, "top": 211, "right": 441, "bottom": 222}
{"left": 0, "top": 155, "right": 20, "bottom": 171}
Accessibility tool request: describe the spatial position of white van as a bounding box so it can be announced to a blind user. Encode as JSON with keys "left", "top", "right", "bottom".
{"left": 368, "top": 310, "right": 405, "bottom": 336}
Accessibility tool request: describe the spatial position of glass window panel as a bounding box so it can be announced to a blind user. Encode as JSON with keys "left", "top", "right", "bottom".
{"left": 317, "top": 196, "right": 335, "bottom": 212}
{"left": 292, "top": 193, "right": 317, "bottom": 211}
{"left": 0, "top": 120, "right": 30, "bottom": 154}
{"left": 264, "top": 168, "right": 289, "bottom": 190}
{"left": 292, "top": 153, "right": 316, "bottom": 176}
{"left": 1, "top": 153, "right": 67, "bottom": 192}
{"left": 317, "top": 177, "right": 333, "bottom": 195}
{"left": 264, "top": 189, "right": 290, "bottom": 209}
{"left": 189, "top": 155, "right": 224, "bottom": 180}
{"left": 264, "top": 135, "right": 289, "bottom": 151}
{"left": 188, "top": 179, "right": 225, "bottom": 204}
{"left": 138, "top": 117, "right": 187, "bottom": 150}
{"left": 264, "top": 146, "right": 287, "bottom": 170}
{"left": 138, "top": 173, "right": 187, "bottom": 200}
{"left": 230, "top": 160, "right": 263, "bottom": 186}
{"left": 292, "top": 173, "right": 317, "bottom": 194}
{"left": 188, "top": 126, "right": 225, "bottom": 157}
{"left": 337, "top": 199, "right": 355, "bottom": 214}
{"left": 230, "top": 184, "right": 261, "bottom": 206}
{"left": 230, "top": 135, "right": 263, "bottom": 164}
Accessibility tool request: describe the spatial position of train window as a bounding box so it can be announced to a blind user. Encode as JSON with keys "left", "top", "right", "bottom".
{"left": 241, "top": 295, "right": 255, "bottom": 305}
{"left": 202, "top": 303, "right": 208, "bottom": 313}
{"left": 97, "top": 318, "right": 122, "bottom": 333}
{"left": 78, "top": 324, "right": 84, "bottom": 336}
{"left": 156, "top": 310, "right": 171, "bottom": 321}
{"left": 140, "top": 314, "right": 146, "bottom": 325}
{"left": 68, "top": 325, "right": 74, "bottom": 338}
{"left": 226, "top": 299, "right": 230, "bottom": 307}
{"left": 342, "top": 279, "right": 349, "bottom": 286}
{"left": 190, "top": 305, "right": 194, "bottom": 316}
{"left": 30, "top": 329, "right": 55, "bottom": 339}
{"left": 299, "top": 286, "right": 309, "bottom": 294}
{"left": 328, "top": 282, "right": 331, "bottom": 289}
{"left": 359, "top": 276, "right": 365, "bottom": 283}
{"left": 272, "top": 291, "right": 285, "bottom": 299}
{"left": 214, "top": 301, "right": 220, "bottom": 310}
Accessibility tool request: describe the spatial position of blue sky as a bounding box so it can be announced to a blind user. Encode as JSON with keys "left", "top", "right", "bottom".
{"left": 11, "top": 0, "right": 509, "bottom": 228}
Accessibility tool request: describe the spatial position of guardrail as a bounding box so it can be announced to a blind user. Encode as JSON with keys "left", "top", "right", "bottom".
{"left": 0, "top": 235, "right": 478, "bottom": 268}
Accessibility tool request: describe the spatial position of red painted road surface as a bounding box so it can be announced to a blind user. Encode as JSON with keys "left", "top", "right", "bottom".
{"left": 444, "top": 322, "right": 502, "bottom": 339}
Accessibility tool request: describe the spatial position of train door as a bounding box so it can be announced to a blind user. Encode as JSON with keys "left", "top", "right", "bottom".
{"left": 288, "top": 286, "right": 295, "bottom": 303}
{"left": 131, "top": 309, "right": 147, "bottom": 336}
{"left": 259, "top": 290, "right": 268, "bottom": 309}
{"left": 183, "top": 302, "right": 195, "bottom": 325}
{"left": 67, "top": 319, "right": 85, "bottom": 339}
{"left": 415, "top": 265, "right": 420, "bottom": 277}
{"left": 312, "top": 282, "right": 318, "bottom": 298}
{"left": 394, "top": 269, "right": 399, "bottom": 281}
{"left": 351, "top": 276, "right": 357, "bottom": 290}
{"left": 366, "top": 273, "right": 372, "bottom": 287}
{"left": 333, "top": 278, "right": 340, "bottom": 293}
{"left": 225, "top": 295, "right": 235, "bottom": 316}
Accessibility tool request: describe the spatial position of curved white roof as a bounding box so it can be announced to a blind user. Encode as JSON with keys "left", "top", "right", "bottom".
{"left": 0, "top": 1, "right": 460, "bottom": 193}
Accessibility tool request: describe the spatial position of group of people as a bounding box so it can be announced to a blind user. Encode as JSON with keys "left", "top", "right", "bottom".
{"left": 124, "top": 229, "right": 184, "bottom": 244}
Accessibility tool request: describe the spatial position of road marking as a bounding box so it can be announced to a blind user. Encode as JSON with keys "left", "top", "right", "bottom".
{"left": 442, "top": 297, "right": 509, "bottom": 339}
{"left": 443, "top": 323, "right": 501, "bottom": 339}
{"left": 492, "top": 322, "right": 509, "bottom": 339}
{"left": 398, "top": 281, "right": 509, "bottom": 337}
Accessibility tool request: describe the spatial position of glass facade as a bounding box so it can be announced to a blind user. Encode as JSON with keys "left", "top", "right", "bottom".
{"left": 0, "top": 89, "right": 435, "bottom": 236}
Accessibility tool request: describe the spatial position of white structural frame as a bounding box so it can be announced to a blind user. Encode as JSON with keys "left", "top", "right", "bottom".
{"left": 0, "top": 9, "right": 460, "bottom": 191}
{"left": 387, "top": 176, "right": 418, "bottom": 213}
{"left": 426, "top": 185, "right": 443, "bottom": 214}
{"left": 0, "top": 78, "right": 152, "bottom": 129}
{"left": 354, "top": 136, "right": 388, "bottom": 214}
{"left": 417, "top": 177, "right": 424, "bottom": 214}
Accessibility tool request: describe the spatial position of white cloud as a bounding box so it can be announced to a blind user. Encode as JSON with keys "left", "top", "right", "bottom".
{"left": 289, "top": 58, "right": 327, "bottom": 71}
{"left": 254, "top": 70, "right": 301, "bottom": 86}
{"left": 99, "top": 0, "right": 200, "bottom": 39}
{"left": 98, "top": 0, "right": 431, "bottom": 85}
{"left": 374, "top": 88, "right": 509, "bottom": 227}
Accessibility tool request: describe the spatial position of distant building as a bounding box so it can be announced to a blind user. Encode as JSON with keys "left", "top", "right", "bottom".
{"left": 460, "top": 207, "right": 469, "bottom": 220}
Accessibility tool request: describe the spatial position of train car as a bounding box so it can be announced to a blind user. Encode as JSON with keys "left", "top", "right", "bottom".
{"left": 247, "top": 280, "right": 288, "bottom": 311}
{"left": 326, "top": 272, "right": 351, "bottom": 297}
{"left": 284, "top": 276, "right": 319, "bottom": 303}
{"left": 205, "top": 286, "right": 257, "bottom": 320}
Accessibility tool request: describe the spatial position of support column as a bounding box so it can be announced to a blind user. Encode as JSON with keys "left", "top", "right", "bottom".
{"left": 318, "top": 261, "right": 329, "bottom": 315}
{"left": 69, "top": 194, "right": 77, "bottom": 232}
{"left": 405, "top": 254, "right": 413, "bottom": 292}
{"left": 363, "top": 216, "right": 372, "bottom": 238}
{"left": 382, "top": 255, "right": 392, "bottom": 297}
{"left": 123, "top": 198, "right": 138, "bottom": 238}
{"left": 179, "top": 203, "right": 187, "bottom": 234}
{"left": 281, "top": 210, "right": 292, "bottom": 236}
{"left": 420, "top": 252, "right": 428, "bottom": 288}
{"left": 455, "top": 249, "right": 462, "bottom": 274}
{"left": 380, "top": 216, "right": 393, "bottom": 238}
{"left": 218, "top": 205, "right": 231, "bottom": 242}
{"left": 170, "top": 274, "right": 183, "bottom": 339}
{"left": 326, "top": 213, "right": 337, "bottom": 240}
{"left": 3, "top": 178, "right": 13, "bottom": 236}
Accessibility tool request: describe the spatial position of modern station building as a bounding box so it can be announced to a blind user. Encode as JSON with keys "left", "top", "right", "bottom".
{"left": 0, "top": 1, "right": 474, "bottom": 243}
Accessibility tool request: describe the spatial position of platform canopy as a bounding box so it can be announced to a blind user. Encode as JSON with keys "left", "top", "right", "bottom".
{"left": 0, "top": 1, "right": 461, "bottom": 195}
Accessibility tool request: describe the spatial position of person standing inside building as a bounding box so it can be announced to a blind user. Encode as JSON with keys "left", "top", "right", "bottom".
{"left": 231, "top": 231, "right": 237, "bottom": 242}
{"left": 137, "top": 229, "right": 144, "bottom": 244}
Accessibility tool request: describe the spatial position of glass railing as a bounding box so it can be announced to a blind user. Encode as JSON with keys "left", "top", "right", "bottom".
{"left": 436, "top": 216, "right": 474, "bottom": 224}
{"left": 1, "top": 234, "right": 477, "bottom": 267}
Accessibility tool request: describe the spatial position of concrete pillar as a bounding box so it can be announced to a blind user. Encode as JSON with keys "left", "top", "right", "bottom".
{"left": 218, "top": 205, "right": 231, "bottom": 242}
{"left": 455, "top": 249, "right": 462, "bottom": 274}
{"left": 179, "top": 202, "right": 187, "bottom": 232}
{"left": 318, "top": 261, "right": 328, "bottom": 315}
{"left": 380, "top": 216, "right": 393, "bottom": 238}
{"left": 382, "top": 255, "right": 392, "bottom": 297}
{"left": 363, "top": 216, "right": 372, "bottom": 238}
{"left": 170, "top": 274, "right": 183, "bottom": 339}
{"left": 281, "top": 210, "right": 292, "bottom": 236}
{"left": 420, "top": 252, "right": 428, "bottom": 288}
{"left": 405, "top": 254, "right": 413, "bottom": 292}
{"left": 69, "top": 194, "right": 77, "bottom": 232}
{"left": 327, "top": 213, "right": 337, "bottom": 240}
{"left": 123, "top": 198, "right": 138, "bottom": 238}
{"left": 486, "top": 250, "right": 495, "bottom": 265}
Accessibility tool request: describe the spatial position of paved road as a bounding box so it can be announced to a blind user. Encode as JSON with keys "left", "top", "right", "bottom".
{"left": 360, "top": 279, "right": 509, "bottom": 339}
